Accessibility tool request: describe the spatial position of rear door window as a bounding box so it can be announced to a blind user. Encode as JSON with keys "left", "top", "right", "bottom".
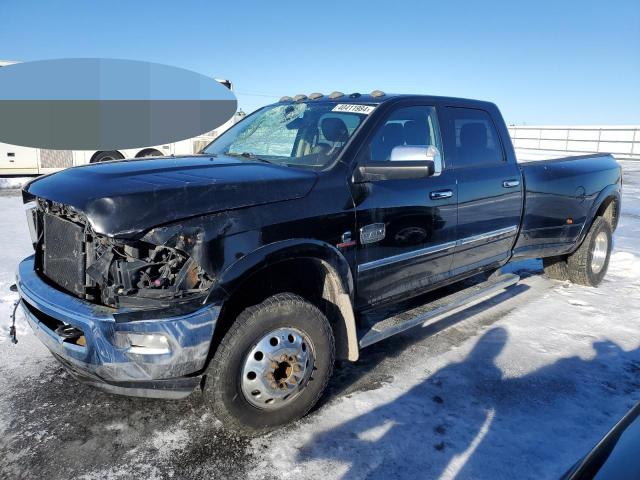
{"left": 443, "top": 107, "right": 504, "bottom": 167}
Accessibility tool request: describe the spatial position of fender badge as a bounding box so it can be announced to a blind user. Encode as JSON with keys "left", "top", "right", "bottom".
{"left": 360, "top": 223, "right": 386, "bottom": 244}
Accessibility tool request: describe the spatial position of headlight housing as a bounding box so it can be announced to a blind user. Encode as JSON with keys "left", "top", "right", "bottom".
{"left": 28, "top": 198, "right": 213, "bottom": 310}
{"left": 89, "top": 236, "right": 214, "bottom": 309}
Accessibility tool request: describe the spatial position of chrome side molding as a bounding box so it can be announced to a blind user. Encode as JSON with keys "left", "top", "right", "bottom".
{"left": 357, "top": 225, "right": 518, "bottom": 273}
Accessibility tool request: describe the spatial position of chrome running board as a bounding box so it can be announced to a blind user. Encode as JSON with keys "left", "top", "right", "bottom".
{"left": 358, "top": 273, "right": 520, "bottom": 348}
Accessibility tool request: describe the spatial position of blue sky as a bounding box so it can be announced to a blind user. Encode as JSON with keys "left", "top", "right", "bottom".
{"left": 1, "top": 0, "right": 638, "bottom": 124}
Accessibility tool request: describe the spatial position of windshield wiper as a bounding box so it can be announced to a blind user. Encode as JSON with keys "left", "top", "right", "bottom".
{"left": 225, "top": 152, "right": 274, "bottom": 164}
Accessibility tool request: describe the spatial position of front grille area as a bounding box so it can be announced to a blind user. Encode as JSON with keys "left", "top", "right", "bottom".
{"left": 42, "top": 213, "right": 86, "bottom": 297}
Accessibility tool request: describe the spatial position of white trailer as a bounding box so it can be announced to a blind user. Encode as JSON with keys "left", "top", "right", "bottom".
{"left": 0, "top": 61, "right": 240, "bottom": 176}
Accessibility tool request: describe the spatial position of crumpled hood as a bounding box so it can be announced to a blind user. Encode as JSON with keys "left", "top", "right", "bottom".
{"left": 26, "top": 155, "right": 318, "bottom": 237}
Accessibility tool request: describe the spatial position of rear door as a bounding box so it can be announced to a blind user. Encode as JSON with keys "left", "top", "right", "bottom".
{"left": 441, "top": 106, "right": 523, "bottom": 274}
{"left": 353, "top": 103, "right": 458, "bottom": 308}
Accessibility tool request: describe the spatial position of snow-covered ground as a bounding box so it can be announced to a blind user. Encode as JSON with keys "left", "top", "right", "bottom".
{"left": 0, "top": 176, "right": 31, "bottom": 190}
{"left": 0, "top": 162, "right": 639, "bottom": 479}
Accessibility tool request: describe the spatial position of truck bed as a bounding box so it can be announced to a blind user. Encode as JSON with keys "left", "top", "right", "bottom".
{"left": 513, "top": 153, "right": 621, "bottom": 259}
{"left": 517, "top": 151, "right": 617, "bottom": 165}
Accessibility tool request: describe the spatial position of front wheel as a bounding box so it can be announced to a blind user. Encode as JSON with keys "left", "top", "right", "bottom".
{"left": 205, "top": 293, "right": 335, "bottom": 433}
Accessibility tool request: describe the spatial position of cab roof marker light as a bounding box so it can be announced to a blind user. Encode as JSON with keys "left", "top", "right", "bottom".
{"left": 328, "top": 91, "right": 344, "bottom": 99}
{"left": 293, "top": 94, "right": 307, "bottom": 102}
{"left": 308, "top": 92, "right": 323, "bottom": 100}
{"left": 349, "top": 93, "right": 361, "bottom": 98}
{"left": 279, "top": 96, "right": 293, "bottom": 102}
{"left": 371, "top": 90, "right": 386, "bottom": 97}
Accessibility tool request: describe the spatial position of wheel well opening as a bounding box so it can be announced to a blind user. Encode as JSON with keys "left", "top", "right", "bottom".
{"left": 596, "top": 197, "right": 619, "bottom": 231}
{"left": 209, "top": 257, "right": 355, "bottom": 366}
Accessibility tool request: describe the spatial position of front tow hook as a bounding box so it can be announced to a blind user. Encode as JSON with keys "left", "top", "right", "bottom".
{"left": 9, "top": 283, "right": 18, "bottom": 344}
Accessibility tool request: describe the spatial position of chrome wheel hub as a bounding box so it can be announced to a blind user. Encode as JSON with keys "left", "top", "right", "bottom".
{"left": 241, "top": 327, "right": 314, "bottom": 409}
{"left": 591, "top": 231, "right": 608, "bottom": 274}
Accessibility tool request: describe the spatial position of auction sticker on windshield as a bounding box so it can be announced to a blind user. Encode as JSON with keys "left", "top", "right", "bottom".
{"left": 332, "top": 104, "right": 376, "bottom": 114}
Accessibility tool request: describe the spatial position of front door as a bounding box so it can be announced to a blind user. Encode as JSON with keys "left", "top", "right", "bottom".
{"left": 352, "top": 104, "right": 458, "bottom": 308}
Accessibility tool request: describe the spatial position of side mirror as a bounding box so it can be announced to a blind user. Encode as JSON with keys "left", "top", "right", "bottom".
{"left": 353, "top": 145, "right": 442, "bottom": 183}
{"left": 391, "top": 145, "right": 442, "bottom": 173}
{"left": 353, "top": 160, "right": 434, "bottom": 183}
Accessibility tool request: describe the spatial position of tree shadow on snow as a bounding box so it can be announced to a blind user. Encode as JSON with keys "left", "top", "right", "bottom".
{"left": 319, "top": 279, "right": 534, "bottom": 409}
{"left": 297, "top": 328, "right": 640, "bottom": 480}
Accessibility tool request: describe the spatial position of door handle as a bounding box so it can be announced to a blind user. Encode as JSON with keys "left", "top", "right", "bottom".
{"left": 502, "top": 179, "right": 520, "bottom": 188}
{"left": 429, "top": 189, "right": 453, "bottom": 200}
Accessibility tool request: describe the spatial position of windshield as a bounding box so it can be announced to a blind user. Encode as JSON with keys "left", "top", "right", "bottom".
{"left": 203, "top": 102, "right": 372, "bottom": 168}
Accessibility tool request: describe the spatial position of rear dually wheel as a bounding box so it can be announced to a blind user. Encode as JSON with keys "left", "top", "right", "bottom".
{"left": 543, "top": 216, "right": 612, "bottom": 287}
{"left": 567, "top": 217, "right": 612, "bottom": 287}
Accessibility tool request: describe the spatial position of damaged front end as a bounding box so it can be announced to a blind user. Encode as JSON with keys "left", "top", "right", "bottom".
{"left": 30, "top": 198, "right": 213, "bottom": 311}
{"left": 17, "top": 197, "right": 222, "bottom": 399}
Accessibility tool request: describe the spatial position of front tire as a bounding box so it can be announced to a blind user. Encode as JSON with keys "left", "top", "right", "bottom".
{"left": 205, "top": 293, "right": 335, "bottom": 433}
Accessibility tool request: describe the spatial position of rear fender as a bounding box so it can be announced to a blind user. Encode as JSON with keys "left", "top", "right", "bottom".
{"left": 574, "top": 184, "right": 621, "bottom": 251}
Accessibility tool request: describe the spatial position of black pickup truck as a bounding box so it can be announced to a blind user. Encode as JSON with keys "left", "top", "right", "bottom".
{"left": 16, "top": 92, "right": 621, "bottom": 432}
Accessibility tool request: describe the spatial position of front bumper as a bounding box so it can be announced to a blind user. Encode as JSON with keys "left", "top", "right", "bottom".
{"left": 16, "top": 255, "right": 220, "bottom": 399}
